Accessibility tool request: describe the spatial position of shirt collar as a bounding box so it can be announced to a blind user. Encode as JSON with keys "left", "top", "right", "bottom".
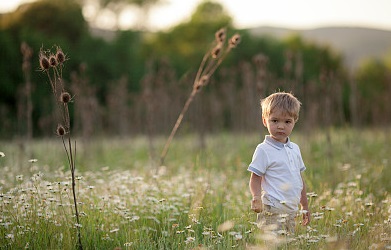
{"left": 264, "top": 135, "right": 293, "bottom": 150}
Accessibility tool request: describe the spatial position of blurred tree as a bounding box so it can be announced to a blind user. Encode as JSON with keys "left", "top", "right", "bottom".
{"left": 143, "top": 1, "right": 233, "bottom": 74}
{"left": 281, "top": 35, "right": 348, "bottom": 126}
{"left": 355, "top": 59, "right": 391, "bottom": 124}
{"left": 87, "top": 0, "right": 163, "bottom": 30}
{"left": 282, "top": 35, "right": 344, "bottom": 83}
{"left": 4, "top": 0, "right": 87, "bottom": 43}
{"left": 0, "top": 0, "right": 90, "bottom": 137}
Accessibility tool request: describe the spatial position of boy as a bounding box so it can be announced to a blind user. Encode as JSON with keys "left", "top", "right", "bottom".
{"left": 248, "top": 92, "right": 310, "bottom": 234}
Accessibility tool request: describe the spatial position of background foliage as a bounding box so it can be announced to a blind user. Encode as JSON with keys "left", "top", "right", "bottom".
{"left": 0, "top": 0, "right": 391, "bottom": 139}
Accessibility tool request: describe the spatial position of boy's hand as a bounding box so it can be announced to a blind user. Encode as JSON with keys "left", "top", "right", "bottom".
{"left": 301, "top": 209, "right": 311, "bottom": 226}
{"left": 251, "top": 196, "right": 262, "bottom": 213}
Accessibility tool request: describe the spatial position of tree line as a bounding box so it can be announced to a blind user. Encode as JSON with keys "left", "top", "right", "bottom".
{"left": 1, "top": 0, "right": 390, "bottom": 139}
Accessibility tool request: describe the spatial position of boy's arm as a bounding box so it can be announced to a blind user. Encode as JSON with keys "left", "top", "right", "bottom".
{"left": 300, "top": 173, "right": 311, "bottom": 226}
{"left": 249, "top": 172, "right": 262, "bottom": 213}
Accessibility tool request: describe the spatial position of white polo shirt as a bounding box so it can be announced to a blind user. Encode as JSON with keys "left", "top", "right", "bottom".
{"left": 248, "top": 135, "right": 306, "bottom": 211}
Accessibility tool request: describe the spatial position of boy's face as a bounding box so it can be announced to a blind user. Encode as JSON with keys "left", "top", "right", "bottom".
{"left": 263, "top": 109, "right": 295, "bottom": 143}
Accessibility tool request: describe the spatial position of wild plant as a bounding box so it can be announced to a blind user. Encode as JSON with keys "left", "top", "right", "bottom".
{"left": 160, "top": 28, "right": 241, "bottom": 165}
{"left": 39, "top": 46, "right": 83, "bottom": 250}
{"left": 20, "top": 42, "right": 34, "bottom": 140}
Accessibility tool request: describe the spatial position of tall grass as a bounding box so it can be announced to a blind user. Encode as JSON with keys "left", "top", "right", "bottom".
{"left": 0, "top": 128, "right": 390, "bottom": 249}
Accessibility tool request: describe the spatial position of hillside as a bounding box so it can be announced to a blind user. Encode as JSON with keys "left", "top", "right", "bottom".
{"left": 248, "top": 26, "right": 391, "bottom": 70}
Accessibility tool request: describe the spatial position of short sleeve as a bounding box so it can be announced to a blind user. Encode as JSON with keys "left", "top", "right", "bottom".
{"left": 247, "top": 145, "right": 269, "bottom": 176}
{"left": 295, "top": 144, "right": 306, "bottom": 172}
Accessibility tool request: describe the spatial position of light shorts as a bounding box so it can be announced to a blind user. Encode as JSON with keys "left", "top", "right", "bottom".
{"left": 256, "top": 204, "right": 297, "bottom": 235}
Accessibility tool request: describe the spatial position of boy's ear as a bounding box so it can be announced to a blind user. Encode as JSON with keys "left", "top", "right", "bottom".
{"left": 262, "top": 116, "right": 267, "bottom": 127}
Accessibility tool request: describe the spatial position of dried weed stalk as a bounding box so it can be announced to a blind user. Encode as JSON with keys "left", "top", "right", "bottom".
{"left": 20, "top": 42, "right": 34, "bottom": 140}
{"left": 160, "top": 28, "right": 240, "bottom": 165}
{"left": 39, "top": 46, "right": 83, "bottom": 250}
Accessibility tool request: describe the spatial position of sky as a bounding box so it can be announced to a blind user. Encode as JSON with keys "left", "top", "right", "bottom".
{"left": 1, "top": 0, "right": 391, "bottom": 31}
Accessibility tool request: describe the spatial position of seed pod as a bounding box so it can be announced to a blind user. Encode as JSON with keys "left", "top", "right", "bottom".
{"left": 56, "top": 124, "right": 66, "bottom": 136}
{"left": 215, "top": 28, "right": 226, "bottom": 43}
{"left": 211, "top": 45, "right": 222, "bottom": 59}
{"left": 229, "top": 34, "right": 241, "bottom": 48}
{"left": 39, "top": 52, "right": 50, "bottom": 71}
{"left": 199, "top": 75, "right": 209, "bottom": 87}
{"left": 56, "top": 47, "right": 65, "bottom": 64}
{"left": 60, "top": 92, "right": 71, "bottom": 103}
{"left": 49, "top": 55, "right": 57, "bottom": 67}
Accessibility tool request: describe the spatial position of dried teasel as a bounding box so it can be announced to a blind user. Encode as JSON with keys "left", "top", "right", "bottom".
{"left": 194, "top": 75, "right": 209, "bottom": 92}
{"left": 39, "top": 52, "right": 50, "bottom": 71}
{"left": 49, "top": 55, "right": 58, "bottom": 67}
{"left": 215, "top": 28, "right": 226, "bottom": 44}
{"left": 229, "top": 34, "right": 241, "bottom": 48}
{"left": 194, "top": 82, "right": 202, "bottom": 92}
{"left": 199, "top": 75, "right": 209, "bottom": 86}
{"left": 56, "top": 124, "right": 66, "bottom": 136}
{"left": 60, "top": 92, "right": 72, "bottom": 103}
{"left": 56, "top": 47, "right": 66, "bottom": 64}
{"left": 211, "top": 45, "right": 222, "bottom": 59}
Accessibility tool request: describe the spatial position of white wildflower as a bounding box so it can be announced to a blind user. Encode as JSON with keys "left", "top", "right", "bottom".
{"left": 185, "top": 237, "right": 195, "bottom": 244}
{"left": 365, "top": 202, "right": 374, "bottom": 207}
{"left": 277, "top": 230, "right": 287, "bottom": 235}
{"left": 299, "top": 210, "right": 308, "bottom": 215}
{"left": 234, "top": 233, "right": 243, "bottom": 240}
{"left": 5, "top": 234, "right": 14, "bottom": 240}
{"left": 217, "top": 220, "right": 234, "bottom": 232}
{"left": 346, "top": 211, "right": 353, "bottom": 216}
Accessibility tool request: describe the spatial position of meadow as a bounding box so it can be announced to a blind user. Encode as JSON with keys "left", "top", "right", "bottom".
{"left": 0, "top": 128, "right": 390, "bottom": 249}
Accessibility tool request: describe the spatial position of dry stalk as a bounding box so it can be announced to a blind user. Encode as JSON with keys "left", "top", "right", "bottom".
{"left": 20, "top": 42, "right": 34, "bottom": 140}
{"left": 160, "top": 28, "right": 240, "bottom": 166}
{"left": 39, "top": 46, "right": 83, "bottom": 250}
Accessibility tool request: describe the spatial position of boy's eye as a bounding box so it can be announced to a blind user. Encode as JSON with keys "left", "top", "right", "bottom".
{"left": 271, "top": 119, "right": 278, "bottom": 123}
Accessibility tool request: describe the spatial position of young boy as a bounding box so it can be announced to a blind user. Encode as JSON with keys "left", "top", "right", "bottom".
{"left": 248, "top": 92, "right": 310, "bottom": 234}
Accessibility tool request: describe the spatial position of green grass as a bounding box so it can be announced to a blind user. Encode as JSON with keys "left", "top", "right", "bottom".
{"left": 0, "top": 128, "right": 390, "bottom": 249}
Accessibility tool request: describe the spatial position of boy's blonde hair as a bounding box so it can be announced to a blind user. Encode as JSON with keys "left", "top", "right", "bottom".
{"left": 261, "top": 92, "right": 301, "bottom": 122}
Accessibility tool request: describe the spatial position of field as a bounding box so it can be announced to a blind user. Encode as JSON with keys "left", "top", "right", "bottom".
{"left": 0, "top": 128, "right": 390, "bottom": 249}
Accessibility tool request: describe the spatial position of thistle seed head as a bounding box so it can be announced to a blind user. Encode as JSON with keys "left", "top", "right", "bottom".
{"left": 215, "top": 28, "right": 226, "bottom": 43}
{"left": 211, "top": 45, "right": 222, "bottom": 59}
{"left": 56, "top": 124, "right": 66, "bottom": 136}
{"left": 194, "top": 75, "right": 209, "bottom": 92}
{"left": 199, "top": 75, "right": 209, "bottom": 86}
{"left": 194, "top": 83, "right": 202, "bottom": 92}
{"left": 56, "top": 47, "right": 65, "bottom": 64}
{"left": 49, "top": 55, "right": 57, "bottom": 67}
{"left": 229, "top": 34, "right": 241, "bottom": 48}
{"left": 60, "top": 92, "right": 71, "bottom": 103}
{"left": 39, "top": 52, "right": 50, "bottom": 71}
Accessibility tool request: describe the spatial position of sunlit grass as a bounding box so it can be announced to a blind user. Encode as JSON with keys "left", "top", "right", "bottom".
{"left": 0, "top": 128, "right": 390, "bottom": 249}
